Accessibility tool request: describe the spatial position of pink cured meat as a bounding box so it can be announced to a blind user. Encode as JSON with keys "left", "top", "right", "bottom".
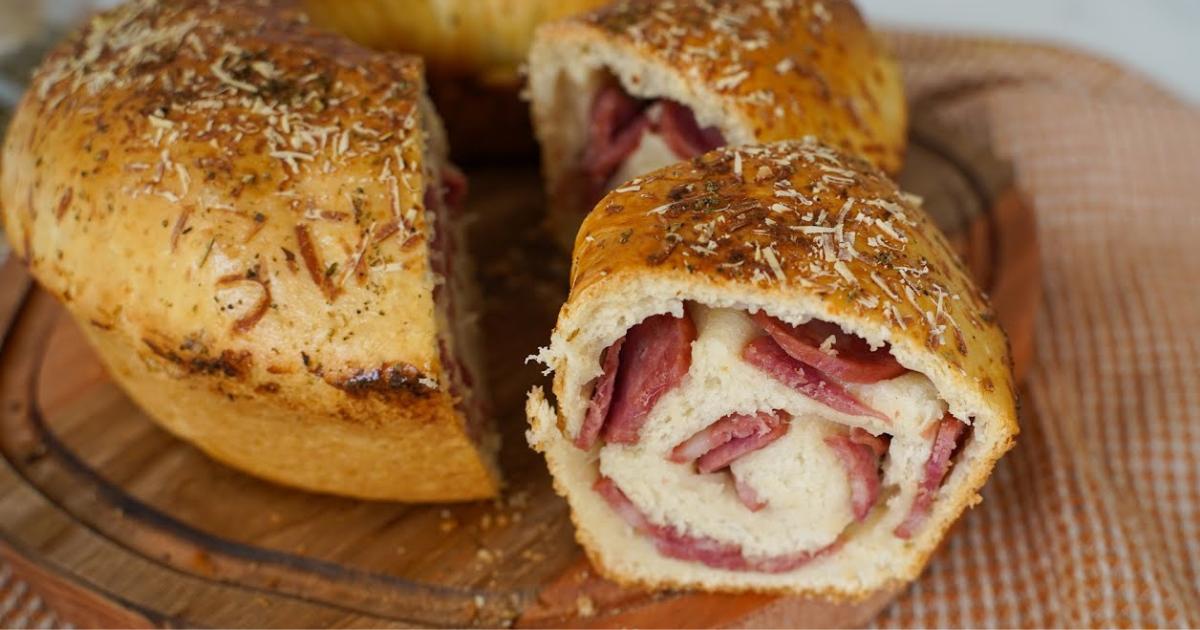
{"left": 602, "top": 313, "right": 697, "bottom": 444}
{"left": 425, "top": 165, "right": 485, "bottom": 437}
{"left": 576, "top": 336, "right": 626, "bottom": 450}
{"left": 669, "top": 410, "right": 788, "bottom": 463}
{"left": 594, "top": 476, "right": 838, "bottom": 572}
{"left": 849, "top": 426, "right": 890, "bottom": 458}
{"left": 751, "top": 313, "right": 907, "bottom": 384}
{"left": 440, "top": 163, "right": 469, "bottom": 209}
{"left": 824, "top": 433, "right": 883, "bottom": 521}
{"left": 583, "top": 84, "right": 650, "bottom": 199}
{"left": 732, "top": 473, "right": 768, "bottom": 512}
{"left": 670, "top": 410, "right": 790, "bottom": 511}
{"left": 742, "top": 336, "right": 889, "bottom": 422}
{"left": 582, "top": 85, "right": 726, "bottom": 203}
{"left": 894, "top": 415, "right": 968, "bottom": 538}
{"left": 696, "top": 423, "right": 790, "bottom": 473}
{"left": 655, "top": 100, "right": 725, "bottom": 160}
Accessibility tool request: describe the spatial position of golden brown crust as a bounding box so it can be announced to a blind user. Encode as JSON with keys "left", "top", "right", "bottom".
{"left": 301, "top": 0, "right": 610, "bottom": 161}
{"left": 0, "top": 0, "right": 498, "bottom": 501}
{"left": 302, "top": 0, "right": 608, "bottom": 85}
{"left": 548, "top": 0, "right": 906, "bottom": 174}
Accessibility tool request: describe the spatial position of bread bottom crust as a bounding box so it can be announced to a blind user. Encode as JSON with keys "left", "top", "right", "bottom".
{"left": 82, "top": 324, "right": 500, "bottom": 502}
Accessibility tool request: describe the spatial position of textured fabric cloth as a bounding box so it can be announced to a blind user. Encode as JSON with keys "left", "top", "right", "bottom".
{"left": 2, "top": 32, "right": 1198, "bottom": 629}
{"left": 871, "top": 33, "right": 1200, "bottom": 629}
{"left": 0, "top": 564, "right": 62, "bottom": 629}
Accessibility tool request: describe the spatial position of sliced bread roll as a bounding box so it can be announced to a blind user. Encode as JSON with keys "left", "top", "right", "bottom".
{"left": 527, "top": 0, "right": 906, "bottom": 246}
{"left": 526, "top": 139, "right": 1017, "bottom": 596}
{"left": 0, "top": 0, "right": 498, "bottom": 501}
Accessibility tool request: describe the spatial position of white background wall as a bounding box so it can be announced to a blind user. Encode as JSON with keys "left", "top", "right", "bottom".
{"left": 856, "top": 0, "right": 1200, "bottom": 103}
{"left": 3, "top": 1, "right": 1199, "bottom": 105}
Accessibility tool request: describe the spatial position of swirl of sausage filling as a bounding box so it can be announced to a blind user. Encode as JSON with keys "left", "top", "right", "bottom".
{"left": 580, "top": 305, "right": 965, "bottom": 572}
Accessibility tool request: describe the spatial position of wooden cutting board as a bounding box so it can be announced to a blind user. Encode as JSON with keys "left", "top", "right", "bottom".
{"left": 0, "top": 116, "right": 1038, "bottom": 628}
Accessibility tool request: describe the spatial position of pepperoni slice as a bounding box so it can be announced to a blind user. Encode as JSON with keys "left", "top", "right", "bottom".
{"left": 656, "top": 100, "right": 726, "bottom": 160}
{"left": 669, "top": 410, "right": 788, "bottom": 463}
{"left": 849, "top": 426, "right": 890, "bottom": 458}
{"left": 576, "top": 336, "right": 626, "bottom": 450}
{"left": 894, "top": 415, "right": 968, "bottom": 538}
{"left": 732, "top": 473, "right": 768, "bottom": 512}
{"left": 583, "top": 84, "right": 650, "bottom": 200}
{"left": 440, "top": 163, "right": 468, "bottom": 210}
{"left": 583, "top": 85, "right": 726, "bottom": 205}
{"left": 696, "top": 422, "right": 789, "bottom": 473}
{"left": 742, "top": 336, "right": 889, "bottom": 422}
{"left": 751, "top": 312, "right": 907, "bottom": 384}
{"left": 602, "top": 312, "right": 697, "bottom": 444}
{"left": 825, "top": 433, "right": 883, "bottom": 521}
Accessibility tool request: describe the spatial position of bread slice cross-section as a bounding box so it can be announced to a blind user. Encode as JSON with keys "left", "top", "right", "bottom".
{"left": 527, "top": 139, "right": 1017, "bottom": 597}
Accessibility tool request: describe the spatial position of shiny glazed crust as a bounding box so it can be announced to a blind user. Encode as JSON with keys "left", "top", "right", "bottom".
{"left": 0, "top": 0, "right": 499, "bottom": 501}
{"left": 527, "top": 139, "right": 1017, "bottom": 597}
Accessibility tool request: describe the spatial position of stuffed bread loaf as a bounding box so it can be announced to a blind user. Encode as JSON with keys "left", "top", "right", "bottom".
{"left": 527, "top": 139, "right": 1017, "bottom": 596}
{"left": 527, "top": 0, "right": 906, "bottom": 246}
{"left": 0, "top": 0, "right": 498, "bottom": 501}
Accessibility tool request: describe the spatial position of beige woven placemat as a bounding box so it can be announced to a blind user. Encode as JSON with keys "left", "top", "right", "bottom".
{"left": 868, "top": 32, "right": 1200, "bottom": 629}
{"left": 1, "top": 31, "right": 1198, "bottom": 629}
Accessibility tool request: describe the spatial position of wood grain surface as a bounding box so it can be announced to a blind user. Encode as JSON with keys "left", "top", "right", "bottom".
{"left": 0, "top": 118, "right": 1038, "bottom": 628}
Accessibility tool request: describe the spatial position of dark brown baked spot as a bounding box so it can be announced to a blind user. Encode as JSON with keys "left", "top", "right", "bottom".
{"left": 332, "top": 362, "right": 435, "bottom": 399}
{"left": 143, "top": 338, "right": 252, "bottom": 379}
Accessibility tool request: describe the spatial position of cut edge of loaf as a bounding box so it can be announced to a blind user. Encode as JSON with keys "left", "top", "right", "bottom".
{"left": 417, "top": 89, "right": 505, "bottom": 499}
{"left": 528, "top": 24, "right": 765, "bottom": 243}
{"left": 527, "top": 273, "right": 1015, "bottom": 598}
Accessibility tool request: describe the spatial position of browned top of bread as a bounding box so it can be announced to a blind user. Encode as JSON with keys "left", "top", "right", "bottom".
{"left": 567, "top": 140, "right": 1015, "bottom": 428}
{"left": 303, "top": 0, "right": 608, "bottom": 84}
{"left": 0, "top": 0, "right": 477, "bottom": 459}
{"left": 557, "top": 0, "right": 906, "bottom": 173}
